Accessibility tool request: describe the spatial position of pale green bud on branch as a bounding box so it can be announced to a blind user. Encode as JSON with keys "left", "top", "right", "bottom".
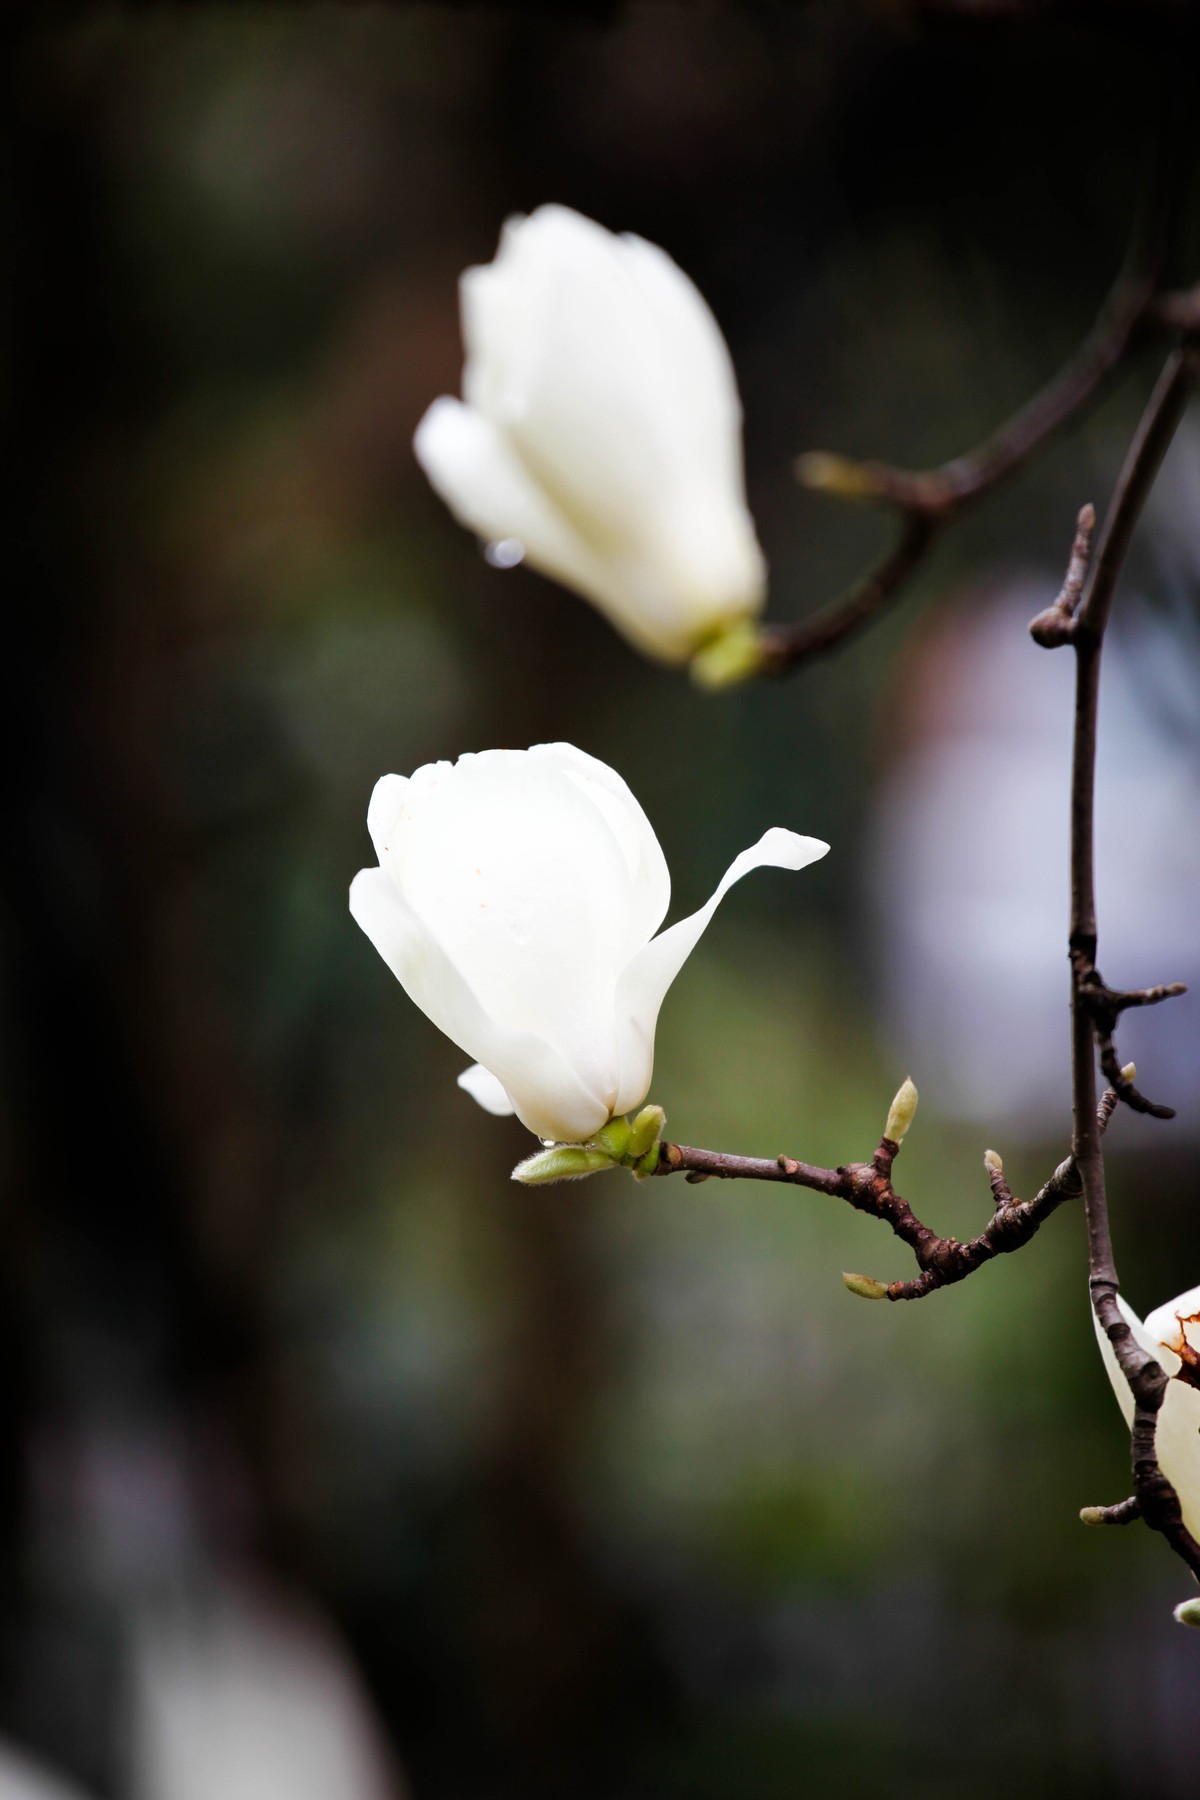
{"left": 512, "top": 1145, "right": 619, "bottom": 1185}
{"left": 842, "top": 1271, "right": 890, "bottom": 1301}
{"left": 1173, "top": 1597, "right": 1200, "bottom": 1629}
{"left": 884, "top": 1076, "right": 919, "bottom": 1146}
{"left": 794, "top": 451, "right": 885, "bottom": 503}
{"left": 690, "top": 620, "right": 767, "bottom": 690}
{"left": 628, "top": 1105, "right": 666, "bottom": 1160}
{"left": 983, "top": 1149, "right": 1003, "bottom": 1174}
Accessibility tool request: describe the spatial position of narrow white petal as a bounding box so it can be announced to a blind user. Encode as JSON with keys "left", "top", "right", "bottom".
{"left": 366, "top": 773, "right": 409, "bottom": 865}
{"left": 612, "top": 829, "right": 830, "bottom": 1114}
{"left": 349, "top": 866, "right": 609, "bottom": 1143}
{"left": 1093, "top": 1293, "right": 1184, "bottom": 1428}
{"left": 457, "top": 1063, "right": 516, "bottom": 1117}
{"left": 414, "top": 397, "right": 605, "bottom": 600}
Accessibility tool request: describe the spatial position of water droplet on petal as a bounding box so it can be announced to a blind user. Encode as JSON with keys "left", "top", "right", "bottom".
{"left": 485, "top": 537, "right": 525, "bottom": 569}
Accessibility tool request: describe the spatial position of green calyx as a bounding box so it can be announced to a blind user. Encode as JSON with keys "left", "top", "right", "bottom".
{"left": 690, "top": 619, "right": 766, "bottom": 690}
{"left": 512, "top": 1104, "right": 667, "bottom": 1186}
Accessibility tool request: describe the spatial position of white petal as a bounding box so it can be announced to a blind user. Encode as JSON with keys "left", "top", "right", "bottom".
{"left": 414, "top": 396, "right": 606, "bottom": 600}
{"left": 1156, "top": 1378, "right": 1200, "bottom": 1542}
{"left": 1094, "top": 1296, "right": 1200, "bottom": 1538}
{"left": 1144, "top": 1284, "right": 1200, "bottom": 1358}
{"left": 527, "top": 742, "right": 670, "bottom": 949}
{"left": 349, "top": 866, "right": 608, "bottom": 1143}
{"left": 373, "top": 748, "right": 673, "bottom": 1112}
{"left": 612, "top": 828, "right": 830, "bottom": 1115}
{"left": 457, "top": 1063, "right": 516, "bottom": 1116}
{"left": 366, "top": 773, "right": 409, "bottom": 865}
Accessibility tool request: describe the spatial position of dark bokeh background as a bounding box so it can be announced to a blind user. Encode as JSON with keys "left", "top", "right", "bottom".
{"left": 4, "top": 5, "right": 1200, "bottom": 1797}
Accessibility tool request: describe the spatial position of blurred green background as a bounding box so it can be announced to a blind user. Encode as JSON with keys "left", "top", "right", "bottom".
{"left": 4, "top": 5, "right": 1200, "bottom": 1797}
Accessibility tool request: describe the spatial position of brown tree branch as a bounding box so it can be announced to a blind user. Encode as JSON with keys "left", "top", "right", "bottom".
{"left": 1030, "top": 341, "right": 1200, "bottom": 1581}
{"left": 651, "top": 1085, "right": 1120, "bottom": 1303}
{"left": 760, "top": 230, "right": 1186, "bottom": 676}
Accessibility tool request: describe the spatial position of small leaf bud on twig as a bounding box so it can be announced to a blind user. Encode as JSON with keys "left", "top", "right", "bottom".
{"left": 1173, "top": 1598, "right": 1200, "bottom": 1629}
{"left": 884, "top": 1077, "right": 919, "bottom": 1146}
{"left": 842, "top": 1272, "right": 889, "bottom": 1301}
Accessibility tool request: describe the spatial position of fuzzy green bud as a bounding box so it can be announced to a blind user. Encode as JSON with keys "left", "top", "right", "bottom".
{"left": 884, "top": 1076, "right": 919, "bottom": 1146}
{"left": 512, "top": 1146, "right": 617, "bottom": 1185}
{"left": 983, "top": 1148, "right": 1003, "bottom": 1174}
{"left": 690, "top": 619, "right": 766, "bottom": 690}
{"left": 1173, "top": 1597, "right": 1200, "bottom": 1629}
{"left": 593, "top": 1117, "right": 632, "bottom": 1160}
{"left": 842, "top": 1271, "right": 889, "bottom": 1301}
{"left": 794, "top": 451, "right": 882, "bottom": 502}
{"left": 628, "top": 1104, "right": 666, "bottom": 1160}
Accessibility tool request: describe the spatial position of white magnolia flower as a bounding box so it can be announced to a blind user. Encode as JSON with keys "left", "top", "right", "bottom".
{"left": 414, "top": 205, "right": 767, "bottom": 668}
{"left": 349, "top": 743, "right": 827, "bottom": 1144}
{"left": 1094, "top": 1283, "right": 1200, "bottom": 1540}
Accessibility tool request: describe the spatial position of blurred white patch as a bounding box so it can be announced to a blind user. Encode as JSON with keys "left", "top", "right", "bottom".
{"left": 0, "top": 1745, "right": 98, "bottom": 1800}
{"left": 129, "top": 1580, "right": 405, "bottom": 1800}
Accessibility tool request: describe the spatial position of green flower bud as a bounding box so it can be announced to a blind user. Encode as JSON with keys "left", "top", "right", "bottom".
{"left": 690, "top": 619, "right": 766, "bottom": 690}
{"left": 842, "top": 1271, "right": 889, "bottom": 1301}
{"left": 593, "top": 1117, "right": 632, "bottom": 1160}
{"left": 628, "top": 1104, "right": 666, "bottom": 1160}
{"left": 1173, "top": 1597, "right": 1200, "bottom": 1629}
{"left": 512, "top": 1146, "right": 617, "bottom": 1185}
{"left": 884, "top": 1076, "right": 919, "bottom": 1145}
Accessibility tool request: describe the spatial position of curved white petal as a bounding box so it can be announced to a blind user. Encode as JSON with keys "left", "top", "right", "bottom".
{"left": 457, "top": 1063, "right": 516, "bottom": 1117}
{"left": 612, "top": 828, "right": 830, "bottom": 1115}
{"left": 414, "top": 396, "right": 606, "bottom": 599}
{"left": 1093, "top": 1295, "right": 1200, "bottom": 1539}
{"left": 371, "top": 748, "right": 672, "bottom": 1110}
{"left": 426, "top": 206, "right": 766, "bottom": 666}
{"left": 1144, "top": 1284, "right": 1200, "bottom": 1357}
{"left": 349, "top": 866, "right": 609, "bottom": 1142}
{"left": 366, "top": 773, "right": 409, "bottom": 865}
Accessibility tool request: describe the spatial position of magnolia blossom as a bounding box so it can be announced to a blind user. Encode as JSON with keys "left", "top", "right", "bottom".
{"left": 414, "top": 205, "right": 767, "bottom": 667}
{"left": 1094, "top": 1284, "right": 1200, "bottom": 1541}
{"left": 349, "top": 743, "right": 827, "bottom": 1144}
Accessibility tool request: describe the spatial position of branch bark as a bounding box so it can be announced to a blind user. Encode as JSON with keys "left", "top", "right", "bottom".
{"left": 651, "top": 1085, "right": 1120, "bottom": 1303}
{"left": 1031, "top": 340, "right": 1200, "bottom": 1580}
{"left": 760, "top": 219, "right": 1186, "bottom": 676}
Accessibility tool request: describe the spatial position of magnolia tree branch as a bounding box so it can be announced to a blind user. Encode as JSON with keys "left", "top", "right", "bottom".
{"left": 759, "top": 230, "right": 1188, "bottom": 676}
{"left": 1029, "top": 339, "right": 1200, "bottom": 1580}
{"left": 650, "top": 1083, "right": 1121, "bottom": 1303}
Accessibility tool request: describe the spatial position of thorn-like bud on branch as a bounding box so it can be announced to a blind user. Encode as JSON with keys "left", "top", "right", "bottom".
{"left": 842, "top": 1271, "right": 889, "bottom": 1301}
{"left": 1173, "top": 1598, "right": 1200, "bottom": 1629}
{"left": 884, "top": 1077, "right": 919, "bottom": 1146}
{"left": 794, "top": 451, "right": 884, "bottom": 503}
{"left": 1030, "top": 503, "right": 1096, "bottom": 647}
{"left": 983, "top": 1149, "right": 1003, "bottom": 1174}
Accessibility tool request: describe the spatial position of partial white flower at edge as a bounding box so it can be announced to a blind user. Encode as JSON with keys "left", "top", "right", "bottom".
{"left": 1094, "top": 1283, "right": 1200, "bottom": 1541}
{"left": 414, "top": 205, "right": 767, "bottom": 675}
{"left": 349, "top": 742, "right": 827, "bottom": 1146}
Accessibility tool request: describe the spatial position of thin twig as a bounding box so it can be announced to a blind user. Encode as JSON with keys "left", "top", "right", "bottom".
{"left": 761, "top": 222, "right": 1182, "bottom": 676}
{"left": 1038, "top": 343, "right": 1200, "bottom": 1580}
{"left": 652, "top": 1087, "right": 1120, "bottom": 1303}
